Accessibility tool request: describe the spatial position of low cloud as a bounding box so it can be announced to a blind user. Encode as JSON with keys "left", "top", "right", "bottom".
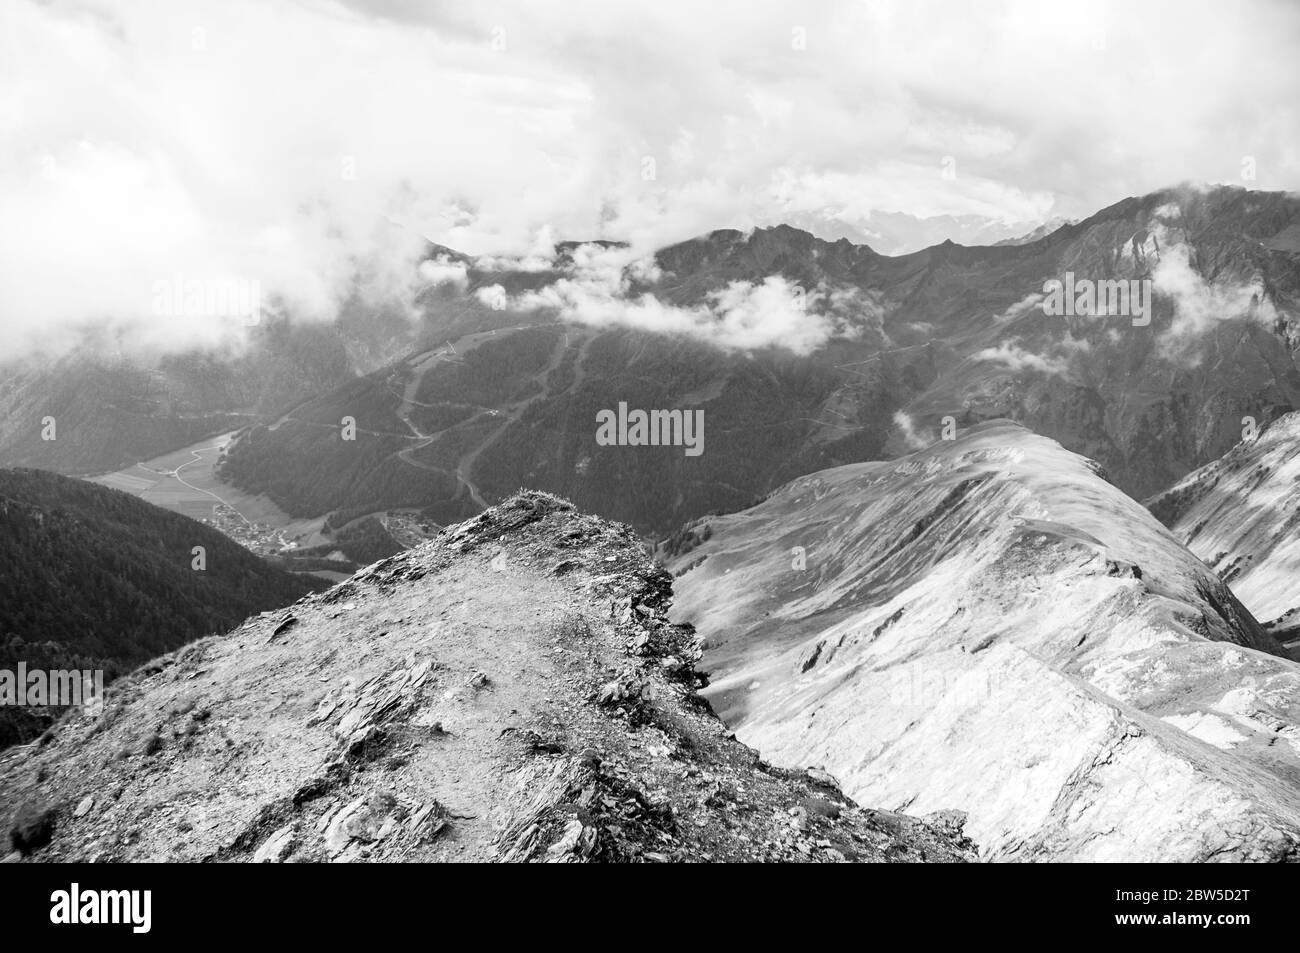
{"left": 473, "top": 255, "right": 555, "bottom": 273}
{"left": 973, "top": 340, "right": 1070, "bottom": 376}
{"left": 893, "top": 410, "right": 932, "bottom": 451}
{"left": 993, "top": 292, "right": 1046, "bottom": 323}
{"left": 418, "top": 256, "right": 470, "bottom": 290}
{"left": 493, "top": 243, "right": 855, "bottom": 354}
{"left": 1151, "top": 224, "right": 1278, "bottom": 363}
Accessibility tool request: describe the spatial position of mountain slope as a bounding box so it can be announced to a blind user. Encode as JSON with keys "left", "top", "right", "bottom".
{"left": 0, "top": 357, "right": 250, "bottom": 475}
{"left": 663, "top": 421, "right": 1300, "bottom": 861}
{"left": 220, "top": 320, "right": 894, "bottom": 532}
{"left": 220, "top": 184, "right": 1300, "bottom": 536}
{"left": 0, "top": 493, "right": 973, "bottom": 863}
{"left": 0, "top": 469, "right": 321, "bottom": 746}
{"left": 1147, "top": 411, "right": 1300, "bottom": 633}
{"left": 0, "top": 314, "right": 402, "bottom": 476}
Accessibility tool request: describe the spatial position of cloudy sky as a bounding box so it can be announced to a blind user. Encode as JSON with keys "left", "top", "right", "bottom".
{"left": 4, "top": 0, "right": 1300, "bottom": 354}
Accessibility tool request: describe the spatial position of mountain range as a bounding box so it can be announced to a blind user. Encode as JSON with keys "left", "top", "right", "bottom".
{"left": 5, "top": 184, "right": 1299, "bottom": 545}
{"left": 5, "top": 183, "right": 1300, "bottom": 863}
{"left": 211, "top": 183, "right": 1300, "bottom": 537}
{"left": 778, "top": 208, "right": 1077, "bottom": 254}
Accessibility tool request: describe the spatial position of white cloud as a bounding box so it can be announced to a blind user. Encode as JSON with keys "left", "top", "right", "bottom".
{"left": 1151, "top": 224, "right": 1278, "bottom": 363}
{"left": 502, "top": 246, "right": 846, "bottom": 353}
{"left": 993, "top": 292, "right": 1046, "bottom": 323}
{"left": 894, "top": 410, "right": 931, "bottom": 451}
{"left": 473, "top": 255, "right": 554, "bottom": 273}
{"left": 474, "top": 283, "right": 507, "bottom": 309}
{"left": 974, "top": 341, "right": 1070, "bottom": 376}
{"left": 705, "top": 277, "right": 842, "bottom": 353}
{"left": 4, "top": 0, "right": 1300, "bottom": 358}
{"left": 418, "top": 256, "right": 469, "bottom": 289}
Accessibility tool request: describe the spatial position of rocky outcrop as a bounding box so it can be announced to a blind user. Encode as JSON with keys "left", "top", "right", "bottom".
{"left": 0, "top": 492, "right": 972, "bottom": 864}
{"left": 666, "top": 421, "right": 1300, "bottom": 862}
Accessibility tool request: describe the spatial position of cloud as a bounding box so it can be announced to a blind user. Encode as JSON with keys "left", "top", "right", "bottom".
{"left": 973, "top": 341, "right": 1070, "bottom": 376}
{"left": 418, "top": 256, "right": 469, "bottom": 290}
{"left": 705, "top": 277, "right": 843, "bottom": 353}
{"left": 1150, "top": 222, "right": 1278, "bottom": 363}
{"left": 1056, "top": 335, "right": 1093, "bottom": 356}
{"left": 500, "top": 244, "right": 847, "bottom": 353}
{"left": 4, "top": 0, "right": 1300, "bottom": 358}
{"left": 893, "top": 410, "right": 932, "bottom": 451}
{"left": 993, "top": 292, "right": 1047, "bottom": 323}
{"left": 473, "top": 255, "right": 554, "bottom": 273}
{"left": 474, "top": 283, "right": 507, "bottom": 309}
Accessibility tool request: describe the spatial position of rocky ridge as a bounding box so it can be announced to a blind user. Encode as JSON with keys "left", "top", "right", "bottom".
{"left": 1, "top": 492, "right": 972, "bottom": 863}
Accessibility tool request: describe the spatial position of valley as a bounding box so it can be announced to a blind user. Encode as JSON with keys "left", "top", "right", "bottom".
{"left": 92, "top": 432, "right": 314, "bottom": 553}
{"left": 89, "top": 433, "right": 431, "bottom": 578}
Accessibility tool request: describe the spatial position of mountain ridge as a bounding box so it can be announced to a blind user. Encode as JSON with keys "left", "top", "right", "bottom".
{"left": 0, "top": 491, "right": 974, "bottom": 863}
{"left": 662, "top": 420, "right": 1300, "bottom": 861}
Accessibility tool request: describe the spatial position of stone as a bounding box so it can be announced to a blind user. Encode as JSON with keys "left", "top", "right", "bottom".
{"left": 805, "top": 767, "right": 841, "bottom": 790}
{"left": 799, "top": 796, "right": 842, "bottom": 819}
{"left": 324, "top": 797, "right": 367, "bottom": 855}
{"left": 546, "top": 819, "right": 586, "bottom": 859}
{"left": 253, "top": 825, "right": 296, "bottom": 863}
{"left": 9, "top": 801, "right": 56, "bottom": 854}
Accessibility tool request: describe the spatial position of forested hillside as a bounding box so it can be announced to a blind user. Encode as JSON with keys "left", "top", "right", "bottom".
{"left": 0, "top": 469, "right": 322, "bottom": 746}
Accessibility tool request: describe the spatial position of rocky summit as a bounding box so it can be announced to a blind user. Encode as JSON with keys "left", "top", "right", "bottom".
{"left": 664, "top": 421, "right": 1300, "bottom": 862}
{"left": 0, "top": 493, "right": 972, "bottom": 864}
